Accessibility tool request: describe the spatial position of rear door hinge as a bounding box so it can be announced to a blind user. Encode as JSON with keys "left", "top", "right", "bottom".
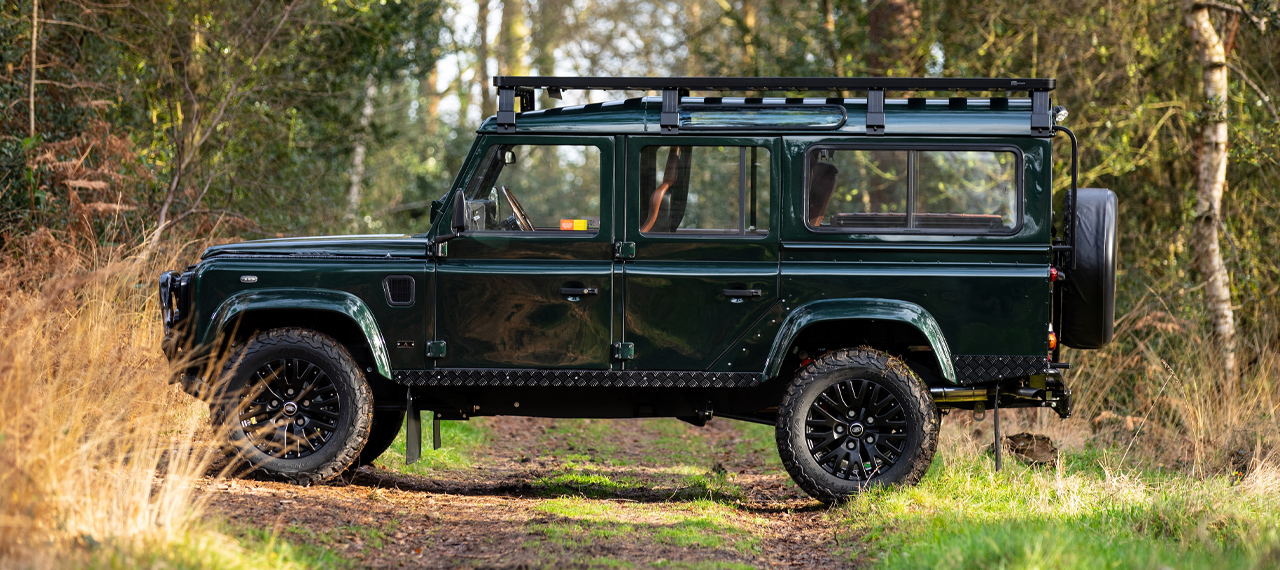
{"left": 613, "top": 342, "right": 635, "bottom": 361}
{"left": 425, "top": 340, "right": 447, "bottom": 358}
{"left": 614, "top": 241, "right": 635, "bottom": 260}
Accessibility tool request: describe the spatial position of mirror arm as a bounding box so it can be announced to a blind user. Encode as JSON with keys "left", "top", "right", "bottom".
{"left": 430, "top": 189, "right": 469, "bottom": 256}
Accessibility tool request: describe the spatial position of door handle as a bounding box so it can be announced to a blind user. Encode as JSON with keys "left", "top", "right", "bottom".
{"left": 722, "top": 289, "right": 763, "bottom": 298}
{"left": 560, "top": 287, "right": 599, "bottom": 296}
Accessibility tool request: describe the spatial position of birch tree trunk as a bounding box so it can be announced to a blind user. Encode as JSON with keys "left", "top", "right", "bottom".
{"left": 346, "top": 74, "right": 377, "bottom": 232}
{"left": 1186, "top": 3, "right": 1237, "bottom": 377}
{"left": 29, "top": 0, "right": 37, "bottom": 139}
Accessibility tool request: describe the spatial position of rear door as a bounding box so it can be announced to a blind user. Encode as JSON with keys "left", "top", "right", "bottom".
{"left": 621, "top": 136, "right": 781, "bottom": 370}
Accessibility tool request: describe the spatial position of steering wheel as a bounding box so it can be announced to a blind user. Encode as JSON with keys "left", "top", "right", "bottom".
{"left": 501, "top": 185, "right": 534, "bottom": 231}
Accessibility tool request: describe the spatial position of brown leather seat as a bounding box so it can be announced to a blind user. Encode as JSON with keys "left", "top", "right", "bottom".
{"left": 808, "top": 161, "right": 839, "bottom": 226}
{"left": 641, "top": 147, "right": 687, "bottom": 233}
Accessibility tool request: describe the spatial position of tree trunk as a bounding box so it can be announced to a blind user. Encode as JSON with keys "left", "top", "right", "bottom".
{"left": 476, "top": 0, "right": 494, "bottom": 119}
{"left": 867, "top": 0, "right": 921, "bottom": 75}
{"left": 822, "top": 0, "right": 845, "bottom": 78}
{"left": 29, "top": 0, "right": 38, "bottom": 139}
{"left": 346, "top": 74, "right": 377, "bottom": 232}
{"left": 530, "top": 0, "right": 565, "bottom": 108}
{"left": 497, "top": 0, "right": 529, "bottom": 78}
{"left": 1186, "top": 4, "right": 1237, "bottom": 377}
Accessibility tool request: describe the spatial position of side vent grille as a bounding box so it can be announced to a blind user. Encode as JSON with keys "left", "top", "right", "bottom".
{"left": 383, "top": 275, "right": 415, "bottom": 307}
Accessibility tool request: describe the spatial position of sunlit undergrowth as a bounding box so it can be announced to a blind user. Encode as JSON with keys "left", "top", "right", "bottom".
{"left": 373, "top": 417, "right": 491, "bottom": 474}
{"left": 0, "top": 233, "right": 325, "bottom": 568}
{"left": 842, "top": 432, "right": 1280, "bottom": 569}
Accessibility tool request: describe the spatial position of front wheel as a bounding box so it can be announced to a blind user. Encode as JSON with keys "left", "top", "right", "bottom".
{"left": 215, "top": 328, "right": 373, "bottom": 484}
{"left": 776, "top": 347, "right": 939, "bottom": 503}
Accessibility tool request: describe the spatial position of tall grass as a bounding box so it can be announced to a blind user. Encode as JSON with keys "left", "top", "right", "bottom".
{"left": 0, "top": 231, "right": 214, "bottom": 564}
{"left": 1066, "top": 293, "right": 1280, "bottom": 474}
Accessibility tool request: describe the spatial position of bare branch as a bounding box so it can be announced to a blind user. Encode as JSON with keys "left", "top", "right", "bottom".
{"left": 1225, "top": 60, "right": 1280, "bottom": 124}
{"left": 184, "top": 0, "right": 302, "bottom": 171}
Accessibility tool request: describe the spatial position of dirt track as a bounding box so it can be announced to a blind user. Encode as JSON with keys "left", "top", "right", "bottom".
{"left": 201, "top": 416, "right": 858, "bottom": 568}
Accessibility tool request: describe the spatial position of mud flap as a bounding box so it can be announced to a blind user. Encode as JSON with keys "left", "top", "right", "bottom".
{"left": 406, "top": 389, "right": 421, "bottom": 464}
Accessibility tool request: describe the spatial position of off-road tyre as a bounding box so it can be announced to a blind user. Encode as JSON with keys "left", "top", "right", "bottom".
{"left": 356, "top": 409, "right": 406, "bottom": 467}
{"left": 214, "top": 328, "right": 373, "bottom": 485}
{"left": 776, "top": 347, "right": 939, "bottom": 503}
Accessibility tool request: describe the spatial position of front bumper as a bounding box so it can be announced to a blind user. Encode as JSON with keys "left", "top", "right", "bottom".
{"left": 158, "top": 269, "right": 195, "bottom": 361}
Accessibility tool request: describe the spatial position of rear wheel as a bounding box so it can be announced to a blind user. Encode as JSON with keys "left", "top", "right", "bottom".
{"left": 215, "top": 328, "right": 372, "bottom": 484}
{"left": 776, "top": 347, "right": 939, "bottom": 503}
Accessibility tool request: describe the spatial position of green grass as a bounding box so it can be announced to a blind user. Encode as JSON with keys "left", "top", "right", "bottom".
{"left": 528, "top": 498, "right": 757, "bottom": 557}
{"left": 374, "top": 416, "right": 490, "bottom": 474}
{"left": 79, "top": 522, "right": 350, "bottom": 569}
{"left": 840, "top": 445, "right": 1280, "bottom": 569}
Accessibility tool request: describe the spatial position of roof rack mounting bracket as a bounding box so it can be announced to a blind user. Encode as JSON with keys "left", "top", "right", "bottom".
{"left": 866, "top": 89, "right": 885, "bottom": 136}
{"left": 660, "top": 88, "right": 689, "bottom": 135}
{"left": 496, "top": 87, "right": 535, "bottom": 133}
{"left": 1031, "top": 91, "right": 1052, "bottom": 137}
{"left": 497, "top": 86, "right": 517, "bottom": 133}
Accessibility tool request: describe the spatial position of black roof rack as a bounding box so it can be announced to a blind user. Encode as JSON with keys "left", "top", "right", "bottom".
{"left": 492, "top": 76, "right": 1056, "bottom": 137}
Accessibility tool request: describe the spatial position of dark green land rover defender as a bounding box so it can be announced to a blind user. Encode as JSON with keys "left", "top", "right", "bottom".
{"left": 159, "top": 77, "right": 1116, "bottom": 503}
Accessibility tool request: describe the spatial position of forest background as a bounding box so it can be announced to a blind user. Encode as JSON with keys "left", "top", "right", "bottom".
{"left": 2, "top": 0, "right": 1280, "bottom": 567}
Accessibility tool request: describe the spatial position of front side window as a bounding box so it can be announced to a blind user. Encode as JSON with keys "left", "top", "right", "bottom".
{"left": 638, "top": 145, "right": 771, "bottom": 236}
{"left": 464, "top": 144, "right": 601, "bottom": 233}
{"left": 807, "top": 147, "right": 1019, "bottom": 233}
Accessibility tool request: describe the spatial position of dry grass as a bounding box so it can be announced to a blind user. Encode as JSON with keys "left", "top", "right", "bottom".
{"left": 1066, "top": 294, "right": 1280, "bottom": 475}
{"left": 0, "top": 232, "right": 216, "bottom": 565}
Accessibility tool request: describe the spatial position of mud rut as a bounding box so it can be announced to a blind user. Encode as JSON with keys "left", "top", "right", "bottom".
{"left": 200, "top": 416, "right": 860, "bottom": 568}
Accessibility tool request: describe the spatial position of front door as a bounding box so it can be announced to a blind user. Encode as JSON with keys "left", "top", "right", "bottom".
{"left": 434, "top": 136, "right": 616, "bottom": 369}
{"left": 622, "top": 137, "right": 781, "bottom": 370}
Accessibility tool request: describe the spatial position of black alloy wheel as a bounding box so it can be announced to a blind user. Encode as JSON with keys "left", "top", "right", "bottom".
{"left": 804, "top": 378, "right": 909, "bottom": 481}
{"left": 239, "top": 358, "right": 343, "bottom": 460}
{"left": 777, "top": 347, "right": 939, "bottom": 503}
{"left": 216, "top": 327, "right": 372, "bottom": 484}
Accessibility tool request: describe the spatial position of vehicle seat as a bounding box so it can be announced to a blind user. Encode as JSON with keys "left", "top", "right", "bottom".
{"left": 808, "top": 161, "right": 839, "bottom": 226}
{"left": 641, "top": 147, "right": 690, "bottom": 233}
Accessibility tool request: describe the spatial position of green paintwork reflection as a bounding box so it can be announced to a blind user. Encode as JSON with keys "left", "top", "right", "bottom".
{"left": 435, "top": 259, "right": 614, "bottom": 369}
{"left": 205, "top": 288, "right": 393, "bottom": 379}
{"left": 623, "top": 262, "right": 778, "bottom": 371}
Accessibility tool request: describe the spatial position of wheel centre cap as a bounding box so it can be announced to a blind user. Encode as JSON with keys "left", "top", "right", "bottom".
{"left": 282, "top": 401, "right": 299, "bottom": 416}
{"left": 849, "top": 423, "right": 865, "bottom": 436}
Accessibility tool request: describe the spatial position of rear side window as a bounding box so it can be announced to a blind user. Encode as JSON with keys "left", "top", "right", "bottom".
{"left": 806, "top": 147, "right": 1020, "bottom": 233}
{"left": 638, "top": 145, "right": 771, "bottom": 236}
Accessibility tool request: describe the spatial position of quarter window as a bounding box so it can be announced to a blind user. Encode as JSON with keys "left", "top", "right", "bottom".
{"left": 464, "top": 144, "right": 601, "bottom": 233}
{"left": 638, "top": 145, "right": 771, "bottom": 236}
{"left": 807, "top": 148, "right": 1018, "bottom": 232}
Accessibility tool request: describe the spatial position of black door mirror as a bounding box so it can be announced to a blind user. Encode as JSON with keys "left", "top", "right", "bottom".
{"left": 451, "top": 189, "right": 467, "bottom": 234}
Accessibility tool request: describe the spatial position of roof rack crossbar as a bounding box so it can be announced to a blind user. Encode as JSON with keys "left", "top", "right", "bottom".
{"left": 492, "top": 76, "right": 1057, "bottom": 135}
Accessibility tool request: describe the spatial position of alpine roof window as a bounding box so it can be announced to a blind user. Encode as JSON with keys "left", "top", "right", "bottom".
{"left": 806, "top": 146, "right": 1020, "bottom": 234}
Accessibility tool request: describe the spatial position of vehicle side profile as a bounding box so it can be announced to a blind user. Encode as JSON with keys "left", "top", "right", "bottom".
{"left": 159, "top": 76, "right": 1116, "bottom": 502}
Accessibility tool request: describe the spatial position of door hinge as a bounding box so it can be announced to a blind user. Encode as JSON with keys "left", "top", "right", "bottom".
{"left": 613, "top": 342, "right": 635, "bottom": 360}
{"left": 614, "top": 241, "right": 635, "bottom": 260}
{"left": 425, "top": 340, "right": 447, "bottom": 358}
{"left": 429, "top": 241, "right": 448, "bottom": 258}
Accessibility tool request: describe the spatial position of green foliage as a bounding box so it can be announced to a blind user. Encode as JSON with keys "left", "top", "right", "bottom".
{"left": 375, "top": 416, "right": 490, "bottom": 473}
{"left": 840, "top": 447, "right": 1280, "bottom": 569}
